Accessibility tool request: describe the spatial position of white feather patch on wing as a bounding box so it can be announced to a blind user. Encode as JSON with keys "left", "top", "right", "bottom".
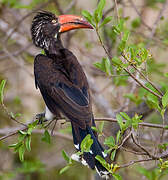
{"left": 74, "top": 144, "right": 80, "bottom": 150}
{"left": 102, "top": 152, "right": 107, "bottom": 158}
{"left": 89, "top": 150, "right": 93, "bottom": 154}
{"left": 71, "top": 154, "right": 80, "bottom": 162}
{"left": 45, "top": 106, "right": 54, "bottom": 120}
{"left": 95, "top": 166, "right": 101, "bottom": 176}
{"left": 81, "top": 158, "right": 88, "bottom": 166}
{"left": 95, "top": 167, "right": 110, "bottom": 179}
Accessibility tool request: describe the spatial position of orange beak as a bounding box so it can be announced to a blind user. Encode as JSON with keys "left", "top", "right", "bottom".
{"left": 58, "top": 15, "right": 93, "bottom": 33}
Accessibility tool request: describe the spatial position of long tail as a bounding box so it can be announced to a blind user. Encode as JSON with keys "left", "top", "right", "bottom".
{"left": 71, "top": 122, "right": 110, "bottom": 179}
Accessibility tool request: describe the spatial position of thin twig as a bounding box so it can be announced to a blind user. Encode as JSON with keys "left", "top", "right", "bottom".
{"left": 95, "top": 118, "right": 168, "bottom": 130}
{"left": 122, "top": 53, "right": 163, "bottom": 96}
{"left": 2, "top": 47, "right": 33, "bottom": 77}
{"left": 1, "top": 104, "right": 27, "bottom": 127}
{"left": 0, "top": 43, "right": 33, "bottom": 60}
{"left": 128, "top": 0, "right": 152, "bottom": 31}
{"left": 64, "top": 0, "right": 76, "bottom": 13}
{"left": 122, "top": 72, "right": 139, "bottom": 111}
{"left": 118, "top": 130, "right": 132, "bottom": 149}
{"left": 121, "top": 147, "right": 147, "bottom": 155}
{"left": 0, "top": 126, "right": 27, "bottom": 141}
{"left": 4, "top": 0, "right": 54, "bottom": 44}
{"left": 103, "top": 0, "right": 122, "bottom": 18}
{"left": 120, "top": 158, "right": 153, "bottom": 168}
{"left": 131, "top": 133, "right": 155, "bottom": 159}
{"left": 123, "top": 68, "right": 162, "bottom": 99}
{"left": 147, "top": 0, "right": 168, "bottom": 47}
{"left": 0, "top": 127, "right": 72, "bottom": 141}
{"left": 114, "top": 0, "right": 120, "bottom": 21}
{"left": 96, "top": 30, "right": 111, "bottom": 59}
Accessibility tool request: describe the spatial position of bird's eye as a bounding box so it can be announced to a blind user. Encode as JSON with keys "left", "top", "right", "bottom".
{"left": 52, "top": 19, "right": 57, "bottom": 24}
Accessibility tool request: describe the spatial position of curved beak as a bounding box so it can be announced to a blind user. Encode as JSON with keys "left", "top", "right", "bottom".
{"left": 58, "top": 15, "right": 93, "bottom": 33}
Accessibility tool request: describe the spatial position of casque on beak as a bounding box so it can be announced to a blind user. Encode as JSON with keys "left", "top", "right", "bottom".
{"left": 58, "top": 15, "right": 93, "bottom": 33}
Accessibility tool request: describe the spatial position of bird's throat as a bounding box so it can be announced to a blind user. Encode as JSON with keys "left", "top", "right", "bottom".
{"left": 46, "top": 37, "right": 64, "bottom": 56}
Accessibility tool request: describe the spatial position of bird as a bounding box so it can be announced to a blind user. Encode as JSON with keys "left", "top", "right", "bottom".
{"left": 31, "top": 11, "right": 109, "bottom": 179}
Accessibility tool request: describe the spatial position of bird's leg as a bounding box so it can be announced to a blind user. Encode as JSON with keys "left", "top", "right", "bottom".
{"left": 35, "top": 112, "right": 47, "bottom": 124}
{"left": 36, "top": 106, "right": 55, "bottom": 124}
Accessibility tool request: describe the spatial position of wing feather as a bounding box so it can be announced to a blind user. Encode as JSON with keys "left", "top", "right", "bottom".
{"left": 34, "top": 54, "right": 92, "bottom": 129}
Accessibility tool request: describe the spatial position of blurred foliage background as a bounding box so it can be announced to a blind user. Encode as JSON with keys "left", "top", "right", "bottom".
{"left": 0, "top": 0, "right": 168, "bottom": 180}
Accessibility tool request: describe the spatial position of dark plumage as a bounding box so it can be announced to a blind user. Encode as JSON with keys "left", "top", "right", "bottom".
{"left": 31, "top": 11, "right": 109, "bottom": 178}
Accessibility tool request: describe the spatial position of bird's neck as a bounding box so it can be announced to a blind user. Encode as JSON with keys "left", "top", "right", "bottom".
{"left": 45, "top": 36, "right": 64, "bottom": 57}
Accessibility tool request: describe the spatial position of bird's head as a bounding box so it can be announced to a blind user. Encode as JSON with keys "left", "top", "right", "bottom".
{"left": 31, "top": 11, "right": 93, "bottom": 50}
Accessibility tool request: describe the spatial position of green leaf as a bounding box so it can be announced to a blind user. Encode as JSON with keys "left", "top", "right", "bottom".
{"left": 112, "top": 26, "right": 121, "bottom": 35}
{"left": 41, "top": 130, "right": 51, "bottom": 144}
{"left": 104, "top": 136, "right": 115, "bottom": 148}
{"left": 146, "top": 93, "right": 160, "bottom": 111}
{"left": 95, "top": 155, "right": 109, "bottom": 170}
{"left": 31, "top": 120, "right": 38, "bottom": 128}
{"left": 120, "top": 112, "right": 131, "bottom": 121}
{"left": 18, "top": 130, "right": 27, "bottom": 135}
{"left": 93, "top": 9, "right": 99, "bottom": 24}
{"left": 96, "top": 0, "right": 106, "bottom": 22}
{"left": 99, "top": 16, "right": 112, "bottom": 28}
{"left": 9, "top": 142, "right": 22, "bottom": 151}
{"left": 118, "top": 40, "right": 126, "bottom": 53}
{"left": 137, "top": 166, "right": 154, "bottom": 180}
{"left": 8, "top": 143, "right": 19, "bottom": 148}
{"left": 162, "top": 90, "right": 168, "bottom": 108}
{"left": 59, "top": 166, "right": 70, "bottom": 174}
{"left": 15, "top": 113, "right": 22, "bottom": 118}
{"left": 111, "top": 57, "right": 122, "bottom": 67}
{"left": 132, "top": 114, "right": 142, "bottom": 129}
{"left": 116, "top": 114, "right": 124, "bottom": 131}
{"left": 94, "top": 62, "right": 103, "bottom": 70}
{"left": 62, "top": 150, "right": 70, "bottom": 163}
{"left": 18, "top": 133, "right": 26, "bottom": 141}
{"left": 27, "top": 127, "right": 33, "bottom": 135}
{"left": 95, "top": 155, "right": 106, "bottom": 164}
{"left": 99, "top": 121, "right": 105, "bottom": 133}
{"left": 124, "top": 93, "right": 142, "bottom": 105}
{"left": 131, "top": 18, "right": 141, "bottom": 28}
{"left": 102, "top": 57, "right": 111, "bottom": 75}
{"left": 164, "top": 72, "right": 168, "bottom": 77}
{"left": 116, "top": 130, "right": 121, "bottom": 143}
{"left": 41, "top": 49, "right": 45, "bottom": 55}
{"left": 81, "top": 134, "right": 93, "bottom": 153}
{"left": 113, "top": 174, "right": 123, "bottom": 180}
{"left": 25, "top": 135, "right": 31, "bottom": 152}
{"left": 82, "top": 10, "right": 94, "bottom": 27}
{"left": 0, "top": 80, "right": 6, "bottom": 104}
{"left": 18, "top": 144, "right": 25, "bottom": 162}
{"left": 111, "top": 150, "right": 116, "bottom": 161}
{"left": 122, "top": 30, "right": 130, "bottom": 42}
{"left": 91, "top": 126, "right": 99, "bottom": 133}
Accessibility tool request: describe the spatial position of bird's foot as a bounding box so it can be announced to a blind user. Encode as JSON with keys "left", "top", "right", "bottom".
{"left": 35, "top": 112, "right": 48, "bottom": 124}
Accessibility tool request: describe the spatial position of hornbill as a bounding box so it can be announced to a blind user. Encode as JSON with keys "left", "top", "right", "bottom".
{"left": 31, "top": 11, "right": 109, "bottom": 178}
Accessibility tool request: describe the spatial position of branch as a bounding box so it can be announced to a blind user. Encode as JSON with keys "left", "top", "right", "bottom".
{"left": 95, "top": 117, "right": 168, "bottom": 130}
{"left": 122, "top": 53, "right": 163, "bottom": 96}
{"left": 123, "top": 68, "right": 162, "bottom": 99}
{"left": 121, "top": 147, "right": 147, "bottom": 155}
{"left": 95, "top": 27, "right": 162, "bottom": 100}
{"left": 147, "top": 0, "right": 168, "bottom": 47}
{"left": 131, "top": 133, "right": 155, "bottom": 159}
{"left": 120, "top": 158, "right": 153, "bottom": 168}
{"left": 0, "top": 127, "right": 72, "bottom": 141}
{"left": 1, "top": 103, "right": 27, "bottom": 127}
{"left": 128, "top": 0, "right": 152, "bottom": 31}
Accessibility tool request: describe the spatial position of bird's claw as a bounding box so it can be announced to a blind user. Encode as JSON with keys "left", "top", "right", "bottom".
{"left": 35, "top": 112, "right": 48, "bottom": 124}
